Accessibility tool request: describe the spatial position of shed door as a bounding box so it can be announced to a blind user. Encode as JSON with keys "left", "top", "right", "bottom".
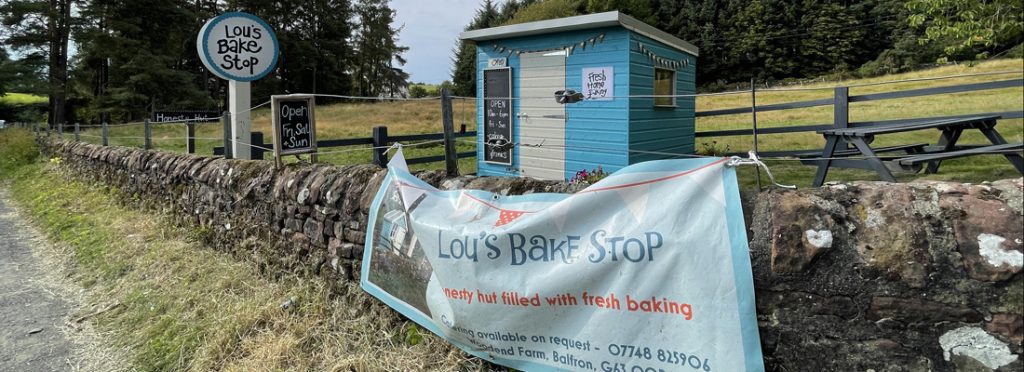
{"left": 518, "top": 50, "right": 566, "bottom": 180}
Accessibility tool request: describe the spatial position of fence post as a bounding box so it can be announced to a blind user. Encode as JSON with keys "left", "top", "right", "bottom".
{"left": 102, "top": 122, "right": 109, "bottom": 146}
{"left": 222, "top": 111, "right": 233, "bottom": 159}
{"left": 372, "top": 125, "right": 389, "bottom": 167}
{"left": 144, "top": 119, "right": 152, "bottom": 149}
{"left": 441, "top": 88, "right": 458, "bottom": 176}
{"left": 74, "top": 122, "right": 80, "bottom": 141}
{"left": 833, "top": 87, "right": 849, "bottom": 150}
{"left": 186, "top": 121, "right": 196, "bottom": 154}
{"left": 750, "top": 79, "right": 762, "bottom": 190}
{"left": 251, "top": 132, "right": 265, "bottom": 160}
{"left": 58, "top": 122, "right": 63, "bottom": 138}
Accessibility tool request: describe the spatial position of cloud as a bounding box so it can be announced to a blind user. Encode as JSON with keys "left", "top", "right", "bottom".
{"left": 391, "top": 0, "right": 497, "bottom": 84}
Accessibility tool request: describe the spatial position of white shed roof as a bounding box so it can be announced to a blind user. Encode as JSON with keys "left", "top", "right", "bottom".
{"left": 459, "top": 11, "right": 699, "bottom": 56}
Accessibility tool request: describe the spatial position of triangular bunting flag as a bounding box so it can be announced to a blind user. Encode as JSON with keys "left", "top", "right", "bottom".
{"left": 547, "top": 198, "right": 572, "bottom": 231}
{"left": 615, "top": 183, "right": 651, "bottom": 222}
{"left": 448, "top": 191, "right": 488, "bottom": 224}
{"left": 494, "top": 209, "right": 526, "bottom": 227}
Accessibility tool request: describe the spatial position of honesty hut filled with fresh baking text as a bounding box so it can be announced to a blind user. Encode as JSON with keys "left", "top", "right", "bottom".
{"left": 460, "top": 11, "right": 699, "bottom": 180}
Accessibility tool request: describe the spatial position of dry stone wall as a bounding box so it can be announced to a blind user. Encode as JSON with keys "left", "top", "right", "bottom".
{"left": 43, "top": 139, "right": 1023, "bottom": 371}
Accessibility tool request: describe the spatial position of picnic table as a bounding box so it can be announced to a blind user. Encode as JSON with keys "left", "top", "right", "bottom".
{"left": 812, "top": 115, "right": 1024, "bottom": 186}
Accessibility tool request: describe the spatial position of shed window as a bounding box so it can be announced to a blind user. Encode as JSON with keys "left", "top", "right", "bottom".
{"left": 654, "top": 68, "right": 676, "bottom": 107}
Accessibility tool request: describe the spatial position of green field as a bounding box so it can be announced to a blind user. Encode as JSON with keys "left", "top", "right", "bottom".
{"left": 0, "top": 92, "right": 47, "bottom": 105}
{"left": 59, "top": 58, "right": 1024, "bottom": 188}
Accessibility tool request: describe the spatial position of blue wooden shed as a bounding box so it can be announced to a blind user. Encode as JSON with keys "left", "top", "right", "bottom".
{"left": 461, "top": 11, "right": 699, "bottom": 181}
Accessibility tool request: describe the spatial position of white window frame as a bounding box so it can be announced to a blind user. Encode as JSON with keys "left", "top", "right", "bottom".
{"left": 653, "top": 67, "right": 676, "bottom": 108}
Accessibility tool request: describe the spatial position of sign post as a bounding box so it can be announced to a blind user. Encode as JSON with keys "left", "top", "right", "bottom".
{"left": 197, "top": 12, "right": 279, "bottom": 160}
{"left": 270, "top": 94, "right": 317, "bottom": 167}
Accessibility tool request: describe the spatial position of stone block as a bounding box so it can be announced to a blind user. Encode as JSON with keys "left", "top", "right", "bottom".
{"left": 851, "top": 186, "right": 932, "bottom": 288}
{"left": 344, "top": 229, "right": 366, "bottom": 244}
{"left": 284, "top": 218, "right": 302, "bottom": 231}
{"left": 303, "top": 218, "right": 325, "bottom": 246}
{"left": 868, "top": 296, "right": 982, "bottom": 324}
{"left": 942, "top": 189, "right": 1024, "bottom": 282}
{"left": 985, "top": 313, "right": 1023, "bottom": 350}
{"left": 768, "top": 191, "right": 839, "bottom": 274}
{"left": 333, "top": 220, "right": 346, "bottom": 239}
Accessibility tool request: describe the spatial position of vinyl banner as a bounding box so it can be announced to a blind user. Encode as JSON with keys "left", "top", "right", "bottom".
{"left": 361, "top": 151, "right": 764, "bottom": 372}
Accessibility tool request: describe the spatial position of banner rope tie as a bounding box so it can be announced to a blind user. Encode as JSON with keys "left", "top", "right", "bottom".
{"left": 727, "top": 151, "right": 796, "bottom": 189}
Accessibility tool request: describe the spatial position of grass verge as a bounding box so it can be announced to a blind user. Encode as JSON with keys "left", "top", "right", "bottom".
{"left": 0, "top": 131, "right": 483, "bottom": 371}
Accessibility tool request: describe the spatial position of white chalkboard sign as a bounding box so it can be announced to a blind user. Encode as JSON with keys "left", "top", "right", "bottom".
{"left": 483, "top": 68, "right": 512, "bottom": 165}
{"left": 271, "top": 95, "right": 318, "bottom": 163}
{"left": 582, "top": 66, "right": 613, "bottom": 101}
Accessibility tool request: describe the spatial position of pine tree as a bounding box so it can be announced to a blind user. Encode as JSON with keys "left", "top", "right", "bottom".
{"left": 72, "top": 0, "right": 214, "bottom": 121}
{"left": 450, "top": 0, "right": 539, "bottom": 97}
{"left": 451, "top": 0, "right": 498, "bottom": 97}
{"left": 352, "top": 0, "right": 408, "bottom": 97}
{"left": 1, "top": 0, "right": 73, "bottom": 126}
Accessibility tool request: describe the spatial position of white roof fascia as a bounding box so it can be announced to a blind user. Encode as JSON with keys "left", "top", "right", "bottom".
{"left": 459, "top": 11, "right": 699, "bottom": 56}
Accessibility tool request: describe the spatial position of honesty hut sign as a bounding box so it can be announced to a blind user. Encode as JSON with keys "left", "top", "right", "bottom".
{"left": 271, "top": 95, "right": 317, "bottom": 161}
{"left": 483, "top": 68, "right": 512, "bottom": 165}
{"left": 362, "top": 152, "right": 764, "bottom": 371}
{"left": 152, "top": 111, "right": 220, "bottom": 123}
{"left": 197, "top": 12, "right": 279, "bottom": 82}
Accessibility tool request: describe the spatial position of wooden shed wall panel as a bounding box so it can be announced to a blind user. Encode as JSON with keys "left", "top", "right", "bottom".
{"left": 627, "top": 33, "right": 697, "bottom": 164}
{"left": 476, "top": 27, "right": 629, "bottom": 178}
{"left": 563, "top": 28, "right": 631, "bottom": 177}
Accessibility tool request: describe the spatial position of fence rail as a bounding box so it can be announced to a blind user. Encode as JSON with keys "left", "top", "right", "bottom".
{"left": 12, "top": 75, "right": 1023, "bottom": 179}
{"left": 211, "top": 128, "right": 477, "bottom": 166}
{"left": 694, "top": 78, "right": 1024, "bottom": 157}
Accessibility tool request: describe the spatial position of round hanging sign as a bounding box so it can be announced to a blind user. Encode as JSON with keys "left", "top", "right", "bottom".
{"left": 196, "top": 12, "right": 279, "bottom": 81}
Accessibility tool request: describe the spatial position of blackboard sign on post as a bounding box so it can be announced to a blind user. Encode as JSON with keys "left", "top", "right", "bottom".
{"left": 483, "top": 67, "right": 512, "bottom": 165}
{"left": 271, "top": 94, "right": 318, "bottom": 166}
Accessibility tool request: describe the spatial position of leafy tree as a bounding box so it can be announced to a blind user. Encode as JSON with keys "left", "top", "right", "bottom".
{"left": 907, "top": 0, "right": 1023, "bottom": 60}
{"left": 585, "top": 0, "right": 654, "bottom": 24}
{"left": 1, "top": 0, "right": 73, "bottom": 126}
{"left": 505, "top": 0, "right": 583, "bottom": 25}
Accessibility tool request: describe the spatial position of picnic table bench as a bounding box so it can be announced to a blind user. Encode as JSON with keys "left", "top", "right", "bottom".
{"left": 812, "top": 115, "right": 1024, "bottom": 186}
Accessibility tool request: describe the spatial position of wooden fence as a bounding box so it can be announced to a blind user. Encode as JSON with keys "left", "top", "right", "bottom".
{"left": 211, "top": 126, "right": 477, "bottom": 166}
{"left": 694, "top": 78, "right": 1024, "bottom": 157}
{"left": 18, "top": 77, "right": 1023, "bottom": 175}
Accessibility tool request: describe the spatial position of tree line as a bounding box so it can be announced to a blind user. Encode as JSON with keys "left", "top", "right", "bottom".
{"left": 450, "top": 0, "right": 1023, "bottom": 96}
{"left": 0, "top": 0, "right": 409, "bottom": 124}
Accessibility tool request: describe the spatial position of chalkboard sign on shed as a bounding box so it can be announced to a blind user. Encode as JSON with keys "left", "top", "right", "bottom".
{"left": 271, "top": 95, "right": 318, "bottom": 163}
{"left": 483, "top": 68, "right": 512, "bottom": 165}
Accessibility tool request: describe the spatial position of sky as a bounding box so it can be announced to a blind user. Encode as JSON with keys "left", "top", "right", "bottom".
{"left": 390, "top": 0, "right": 495, "bottom": 84}
{"left": 11, "top": 1, "right": 489, "bottom": 85}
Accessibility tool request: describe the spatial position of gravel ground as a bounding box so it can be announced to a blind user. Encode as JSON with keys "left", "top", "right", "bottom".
{"left": 0, "top": 186, "right": 127, "bottom": 371}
